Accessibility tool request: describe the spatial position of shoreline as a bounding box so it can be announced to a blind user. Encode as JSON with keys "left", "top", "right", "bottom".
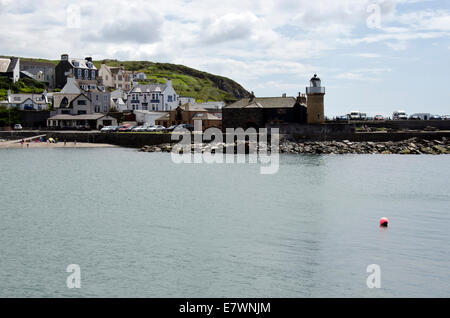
{"left": 0, "top": 141, "right": 117, "bottom": 149}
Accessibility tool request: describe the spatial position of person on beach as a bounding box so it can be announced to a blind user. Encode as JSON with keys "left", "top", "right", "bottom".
{"left": 64, "top": 139, "right": 67, "bottom": 146}
{"left": 74, "top": 140, "right": 77, "bottom": 146}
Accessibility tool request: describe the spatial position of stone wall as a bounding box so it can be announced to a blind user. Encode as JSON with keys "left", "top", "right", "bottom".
{"left": 44, "top": 132, "right": 175, "bottom": 148}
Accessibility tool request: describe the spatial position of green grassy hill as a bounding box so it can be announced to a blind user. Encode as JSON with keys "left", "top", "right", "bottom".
{"left": 1, "top": 56, "right": 250, "bottom": 103}
{"left": 0, "top": 76, "right": 46, "bottom": 100}
{"left": 97, "top": 59, "right": 249, "bottom": 103}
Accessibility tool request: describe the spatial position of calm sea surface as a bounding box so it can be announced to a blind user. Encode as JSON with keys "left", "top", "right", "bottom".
{"left": 0, "top": 148, "right": 449, "bottom": 297}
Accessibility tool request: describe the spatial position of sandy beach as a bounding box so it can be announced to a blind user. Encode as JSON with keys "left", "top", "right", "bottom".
{"left": 0, "top": 140, "right": 117, "bottom": 149}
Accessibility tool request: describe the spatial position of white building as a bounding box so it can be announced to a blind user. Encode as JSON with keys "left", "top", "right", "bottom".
{"left": 126, "top": 80, "right": 178, "bottom": 111}
{"left": 6, "top": 89, "right": 51, "bottom": 110}
{"left": 134, "top": 110, "right": 168, "bottom": 126}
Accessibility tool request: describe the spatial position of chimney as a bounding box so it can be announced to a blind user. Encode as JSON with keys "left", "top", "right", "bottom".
{"left": 85, "top": 57, "right": 92, "bottom": 62}
{"left": 282, "top": 93, "right": 286, "bottom": 98}
{"left": 297, "top": 92, "right": 306, "bottom": 104}
{"left": 249, "top": 91, "right": 255, "bottom": 102}
{"left": 167, "top": 79, "right": 172, "bottom": 87}
{"left": 61, "top": 54, "right": 69, "bottom": 61}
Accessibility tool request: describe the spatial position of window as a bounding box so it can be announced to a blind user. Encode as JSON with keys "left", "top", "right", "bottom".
{"left": 92, "top": 70, "right": 96, "bottom": 79}
{"left": 104, "top": 95, "right": 108, "bottom": 101}
{"left": 61, "top": 97, "right": 69, "bottom": 108}
{"left": 84, "top": 70, "right": 89, "bottom": 78}
{"left": 14, "top": 97, "right": 20, "bottom": 101}
{"left": 78, "top": 100, "right": 87, "bottom": 105}
{"left": 105, "top": 75, "right": 109, "bottom": 81}
{"left": 77, "top": 69, "right": 82, "bottom": 77}
{"left": 168, "top": 95, "right": 173, "bottom": 102}
{"left": 96, "top": 95, "right": 99, "bottom": 101}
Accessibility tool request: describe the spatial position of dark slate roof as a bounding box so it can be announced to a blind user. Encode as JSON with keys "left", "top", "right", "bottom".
{"left": 6, "top": 58, "right": 19, "bottom": 72}
{"left": 68, "top": 58, "right": 97, "bottom": 70}
{"left": 224, "top": 97, "right": 297, "bottom": 109}
{"left": 131, "top": 84, "right": 168, "bottom": 93}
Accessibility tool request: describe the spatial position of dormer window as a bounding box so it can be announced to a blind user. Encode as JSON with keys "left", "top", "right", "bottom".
{"left": 73, "top": 61, "right": 79, "bottom": 67}
{"left": 87, "top": 62, "right": 93, "bottom": 69}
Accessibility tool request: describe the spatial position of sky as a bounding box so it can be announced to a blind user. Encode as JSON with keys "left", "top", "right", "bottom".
{"left": 0, "top": 0, "right": 449, "bottom": 117}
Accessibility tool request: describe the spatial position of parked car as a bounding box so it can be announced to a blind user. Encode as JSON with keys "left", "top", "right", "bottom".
{"left": 147, "top": 125, "right": 165, "bottom": 132}
{"left": 336, "top": 115, "right": 348, "bottom": 121}
{"left": 409, "top": 115, "right": 420, "bottom": 120}
{"left": 430, "top": 115, "right": 442, "bottom": 120}
{"left": 349, "top": 111, "right": 361, "bottom": 120}
{"left": 124, "top": 125, "right": 137, "bottom": 131}
{"left": 165, "top": 124, "right": 194, "bottom": 132}
{"left": 442, "top": 115, "right": 450, "bottom": 120}
{"left": 13, "top": 124, "right": 23, "bottom": 130}
{"left": 100, "top": 126, "right": 118, "bottom": 133}
{"left": 165, "top": 125, "right": 178, "bottom": 132}
{"left": 132, "top": 126, "right": 147, "bottom": 132}
{"left": 374, "top": 115, "right": 384, "bottom": 121}
{"left": 393, "top": 110, "right": 408, "bottom": 120}
{"left": 118, "top": 124, "right": 133, "bottom": 132}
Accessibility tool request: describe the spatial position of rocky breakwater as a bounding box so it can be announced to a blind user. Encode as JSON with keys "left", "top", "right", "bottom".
{"left": 139, "top": 137, "right": 450, "bottom": 155}
{"left": 279, "top": 137, "right": 450, "bottom": 155}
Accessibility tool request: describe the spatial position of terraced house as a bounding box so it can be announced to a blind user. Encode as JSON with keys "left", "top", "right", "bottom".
{"left": 52, "top": 77, "right": 110, "bottom": 115}
{"left": 99, "top": 63, "right": 133, "bottom": 90}
{"left": 126, "top": 80, "right": 178, "bottom": 111}
{"left": 55, "top": 54, "right": 98, "bottom": 89}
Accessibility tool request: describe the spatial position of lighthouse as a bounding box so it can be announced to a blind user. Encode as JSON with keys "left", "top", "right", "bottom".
{"left": 306, "top": 74, "right": 325, "bottom": 124}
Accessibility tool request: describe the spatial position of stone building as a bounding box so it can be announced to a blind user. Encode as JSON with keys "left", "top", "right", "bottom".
{"left": 155, "top": 102, "right": 221, "bottom": 130}
{"left": 20, "top": 60, "right": 56, "bottom": 88}
{"left": 222, "top": 74, "right": 325, "bottom": 129}
{"left": 55, "top": 54, "right": 98, "bottom": 89}
{"left": 52, "top": 77, "right": 111, "bottom": 115}
{"left": 222, "top": 93, "right": 307, "bottom": 130}
{"left": 99, "top": 63, "right": 133, "bottom": 90}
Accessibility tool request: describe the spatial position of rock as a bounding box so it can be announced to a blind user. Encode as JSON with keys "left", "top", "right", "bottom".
{"left": 398, "top": 149, "right": 411, "bottom": 154}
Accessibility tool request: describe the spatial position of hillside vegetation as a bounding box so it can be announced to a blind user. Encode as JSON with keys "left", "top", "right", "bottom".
{"left": 0, "top": 76, "right": 46, "bottom": 100}
{"left": 2, "top": 56, "right": 250, "bottom": 103}
{"left": 97, "top": 59, "right": 249, "bottom": 103}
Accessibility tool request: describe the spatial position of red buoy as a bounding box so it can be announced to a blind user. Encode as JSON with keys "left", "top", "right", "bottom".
{"left": 380, "top": 217, "right": 389, "bottom": 227}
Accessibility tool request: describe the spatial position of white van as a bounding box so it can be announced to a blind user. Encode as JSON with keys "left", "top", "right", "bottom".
{"left": 393, "top": 110, "right": 407, "bottom": 120}
{"left": 349, "top": 111, "right": 361, "bottom": 120}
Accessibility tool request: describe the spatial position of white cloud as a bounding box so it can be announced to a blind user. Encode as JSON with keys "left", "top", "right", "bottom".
{"left": 0, "top": 0, "right": 448, "bottom": 97}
